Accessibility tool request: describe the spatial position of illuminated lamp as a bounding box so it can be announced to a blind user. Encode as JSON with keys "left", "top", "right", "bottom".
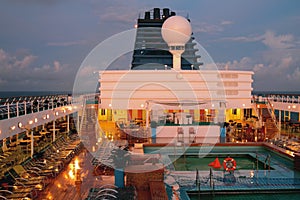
{"left": 18, "top": 122, "right": 23, "bottom": 128}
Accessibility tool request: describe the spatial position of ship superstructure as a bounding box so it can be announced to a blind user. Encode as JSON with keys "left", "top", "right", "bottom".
{"left": 131, "top": 8, "right": 202, "bottom": 70}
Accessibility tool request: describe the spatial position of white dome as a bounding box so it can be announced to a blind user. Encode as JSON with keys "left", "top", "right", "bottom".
{"left": 161, "top": 16, "right": 192, "bottom": 46}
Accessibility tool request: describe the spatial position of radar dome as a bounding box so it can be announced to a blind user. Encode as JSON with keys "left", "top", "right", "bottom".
{"left": 161, "top": 16, "right": 192, "bottom": 46}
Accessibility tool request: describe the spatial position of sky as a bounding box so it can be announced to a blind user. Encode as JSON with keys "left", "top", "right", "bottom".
{"left": 0, "top": 0, "right": 300, "bottom": 92}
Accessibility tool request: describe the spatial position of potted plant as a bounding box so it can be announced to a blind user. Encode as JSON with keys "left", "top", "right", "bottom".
{"left": 110, "top": 146, "right": 130, "bottom": 188}
{"left": 150, "top": 121, "right": 157, "bottom": 143}
{"left": 150, "top": 121, "right": 157, "bottom": 128}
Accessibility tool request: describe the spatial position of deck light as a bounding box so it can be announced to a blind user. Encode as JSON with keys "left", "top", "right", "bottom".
{"left": 250, "top": 170, "right": 254, "bottom": 178}
{"left": 46, "top": 114, "right": 50, "bottom": 119}
{"left": 34, "top": 118, "right": 38, "bottom": 123}
{"left": 10, "top": 125, "right": 16, "bottom": 130}
{"left": 28, "top": 120, "right": 33, "bottom": 125}
{"left": 18, "top": 122, "right": 23, "bottom": 128}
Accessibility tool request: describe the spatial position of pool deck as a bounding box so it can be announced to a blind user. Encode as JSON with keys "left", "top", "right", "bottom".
{"left": 142, "top": 142, "right": 300, "bottom": 195}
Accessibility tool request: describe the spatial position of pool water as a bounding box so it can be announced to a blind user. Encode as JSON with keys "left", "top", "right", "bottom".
{"left": 169, "top": 154, "right": 272, "bottom": 171}
{"left": 188, "top": 192, "right": 300, "bottom": 200}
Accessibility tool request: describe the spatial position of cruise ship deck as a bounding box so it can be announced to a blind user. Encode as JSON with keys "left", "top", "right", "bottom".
{"left": 0, "top": 92, "right": 300, "bottom": 199}
{"left": 1, "top": 7, "right": 300, "bottom": 200}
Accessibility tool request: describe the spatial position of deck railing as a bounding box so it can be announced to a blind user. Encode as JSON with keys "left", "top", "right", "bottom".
{"left": 0, "top": 94, "right": 71, "bottom": 120}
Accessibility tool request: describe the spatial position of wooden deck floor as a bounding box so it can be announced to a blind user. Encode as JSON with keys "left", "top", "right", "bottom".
{"left": 38, "top": 149, "right": 114, "bottom": 200}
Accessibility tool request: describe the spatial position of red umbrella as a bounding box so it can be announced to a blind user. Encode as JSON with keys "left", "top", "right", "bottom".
{"left": 213, "top": 157, "right": 221, "bottom": 169}
{"left": 208, "top": 157, "right": 221, "bottom": 169}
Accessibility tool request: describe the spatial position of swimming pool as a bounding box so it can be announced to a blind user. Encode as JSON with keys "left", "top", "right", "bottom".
{"left": 169, "top": 154, "right": 272, "bottom": 171}
{"left": 144, "top": 144, "right": 295, "bottom": 171}
{"left": 188, "top": 191, "right": 300, "bottom": 200}
{"left": 144, "top": 143, "right": 300, "bottom": 199}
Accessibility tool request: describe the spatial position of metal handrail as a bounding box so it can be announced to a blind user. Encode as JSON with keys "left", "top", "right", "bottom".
{"left": 266, "top": 98, "right": 280, "bottom": 131}
{"left": 0, "top": 94, "right": 71, "bottom": 120}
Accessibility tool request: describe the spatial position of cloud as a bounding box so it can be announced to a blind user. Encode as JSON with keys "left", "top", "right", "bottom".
{"left": 192, "top": 19, "right": 233, "bottom": 34}
{"left": 220, "top": 35, "right": 263, "bottom": 42}
{"left": 0, "top": 48, "right": 37, "bottom": 70}
{"left": 216, "top": 57, "right": 254, "bottom": 71}
{"left": 220, "top": 30, "right": 296, "bottom": 50}
{"left": 32, "top": 60, "right": 68, "bottom": 76}
{"left": 0, "top": 49, "right": 8, "bottom": 62}
{"left": 262, "top": 30, "right": 294, "bottom": 49}
{"left": 47, "top": 40, "right": 87, "bottom": 47}
{"left": 287, "top": 67, "right": 300, "bottom": 81}
{"left": 0, "top": 48, "right": 75, "bottom": 91}
{"left": 192, "top": 22, "right": 224, "bottom": 33}
{"left": 220, "top": 20, "right": 233, "bottom": 25}
{"left": 15, "top": 55, "right": 37, "bottom": 68}
{"left": 215, "top": 45, "right": 300, "bottom": 91}
{"left": 213, "top": 30, "right": 300, "bottom": 91}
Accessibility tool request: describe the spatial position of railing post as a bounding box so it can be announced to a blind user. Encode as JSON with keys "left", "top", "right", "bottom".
{"left": 16, "top": 102, "right": 19, "bottom": 117}
{"left": 7, "top": 103, "right": 10, "bottom": 119}
{"left": 31, "top": 129, "right": 34, "bottom": 158}
{"left": 53, "top": 120, "right": 56, "bottom": 141}
{"left": 67, "top": 114, "right": 70, "bottom": 133}
{"left": 37, "top": 101, "right": 39, "bottom": 112}
{"left": 278, "top": 110, "right": 281, "bottom": 138}
{"left": 24, "top": 101, "right": 27, "bottom": 115}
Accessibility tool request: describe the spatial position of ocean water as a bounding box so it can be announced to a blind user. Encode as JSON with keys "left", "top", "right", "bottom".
{"left": 0, "top": 91, "right": 71, "bottom": 98}
{"left": 1, "top": 91, "right": 299, "bottom": 99}
{"left": 253, "top": 91, "right": 300, "bottom": 96}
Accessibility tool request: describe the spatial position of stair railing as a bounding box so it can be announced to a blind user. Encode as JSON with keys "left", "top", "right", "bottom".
{"left": 251, "top": 96, "right": 261, "bottom": 121}
{"left": 266, "top": 97, "right": 280, "bottom": 131}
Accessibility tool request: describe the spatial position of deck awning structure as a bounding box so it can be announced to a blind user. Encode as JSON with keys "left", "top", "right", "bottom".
{"left": 146, "top": 100, "right": 227, "bottom": 108}
{"left": 146, "top": 100, "right": 207, "bottom": 107}
{"left": 144, "top": 100, "right": 227, "bottom": 128}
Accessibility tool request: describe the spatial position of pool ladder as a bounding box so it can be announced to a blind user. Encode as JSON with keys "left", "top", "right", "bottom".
{"left": 255, "top": 153, "right": 271, "bottom": 172}
{"left": 264, "top": 154, "right": 271, "bottom": 172}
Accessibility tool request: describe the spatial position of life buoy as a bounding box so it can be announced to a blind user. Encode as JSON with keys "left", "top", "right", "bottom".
{"left": 223, "top": 157, "right": 236, "bottom": 171}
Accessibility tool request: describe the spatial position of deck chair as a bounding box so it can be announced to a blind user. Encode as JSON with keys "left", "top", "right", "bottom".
{"left": 14, "top": 164, "right": 53, "bottom": 181}
{"left": 5, "top": 167, "right": 46, "bottom": 190}
{"left": 0, "top": 185, "right": 36, "bottom": 200}
{"left": 22, "top": 158, "right": 60, "bottom": 177}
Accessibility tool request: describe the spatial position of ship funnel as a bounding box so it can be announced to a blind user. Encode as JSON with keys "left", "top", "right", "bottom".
{"left": 163, "top": 8, "right": 170, "bottom": 18}
{"left": 153, "top": 8, "right": 160, "bottom": 19}
{"left": 144, "top": 11, "right": 150, "bottom": 20}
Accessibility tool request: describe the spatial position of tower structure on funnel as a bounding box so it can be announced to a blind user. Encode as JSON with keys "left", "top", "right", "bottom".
{"left": 161, "top": 15, "right": 192, "bottom": 70}
{"left": 131, "top": 8, "right": 202, "bottom": 70}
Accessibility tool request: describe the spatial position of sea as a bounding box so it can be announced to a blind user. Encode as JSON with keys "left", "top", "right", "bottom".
{"left": 0, "top": 91, "right": 72, "bottom": 98}
{"left": 1, "top": 91, "right": 299, "bottom": 99}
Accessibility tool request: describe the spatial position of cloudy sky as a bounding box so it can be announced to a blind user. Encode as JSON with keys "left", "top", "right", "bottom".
{"left": 1, "top": 0, "right": 300, "bottom": 92}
